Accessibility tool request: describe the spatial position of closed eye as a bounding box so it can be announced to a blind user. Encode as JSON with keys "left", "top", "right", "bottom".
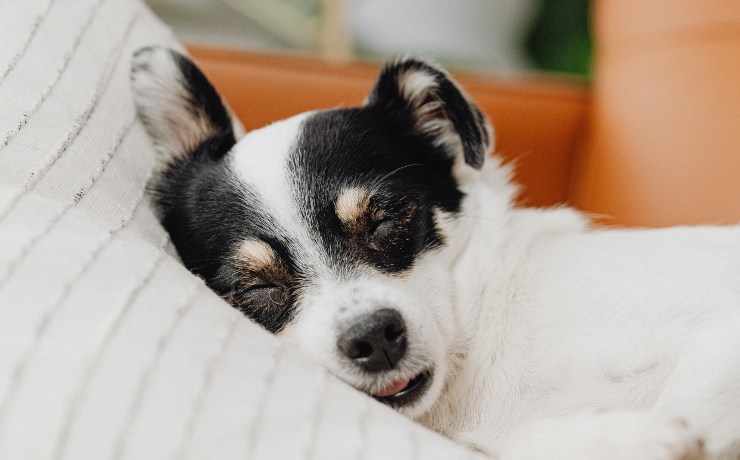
{"left": 241, "top": 283, "right": 290, "bottom": 306}
{"left": 368, "top": 217, "right": 397, "bottom": 251}
{"left": 367, "top": 199, "right": 419, "bottom": 249}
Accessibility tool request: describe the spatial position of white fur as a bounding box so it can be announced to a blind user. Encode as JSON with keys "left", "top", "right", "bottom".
{"left": 228, "top": 112, "right": 336, "bottom": 282}
{"left": 413, "top": 161, "right": 740, "bottom": 459}
{"left": 281, "top": 271, "right": 453, "bottom": 416}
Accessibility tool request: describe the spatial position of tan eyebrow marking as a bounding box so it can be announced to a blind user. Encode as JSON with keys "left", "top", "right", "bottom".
{"left": 335, "top": 187, "right": 372, "bottom": 226}
{"left": 234, "top": 239, "right": 277, "bottom": 272}
{"left": 233, "top": 239, "right": 292, "bottom": 287}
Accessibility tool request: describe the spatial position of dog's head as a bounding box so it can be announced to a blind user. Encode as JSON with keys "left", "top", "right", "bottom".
{"left": 130, "top": 47, "right": 493, "bottom": 417}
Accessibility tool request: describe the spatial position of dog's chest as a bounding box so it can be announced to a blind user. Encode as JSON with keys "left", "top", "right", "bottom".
{"left": 438, "top": 341, "right": 673, "bottom": 451}
{"left": 439, "top": 217, "right": 740, "bottom": 449}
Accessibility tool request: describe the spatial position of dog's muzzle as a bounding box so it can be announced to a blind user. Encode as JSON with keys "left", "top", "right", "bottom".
{"left": 337, "top": 308, "right": 432, "bottom": 407}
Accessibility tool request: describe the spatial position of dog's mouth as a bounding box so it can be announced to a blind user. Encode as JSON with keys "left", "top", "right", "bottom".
{"left": 370, "top": 369, "right": 432, "bottom": 407}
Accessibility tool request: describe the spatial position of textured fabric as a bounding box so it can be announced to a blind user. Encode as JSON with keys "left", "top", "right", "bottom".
{"left": 0, "top": 1, "right": 482, "bottom": 458}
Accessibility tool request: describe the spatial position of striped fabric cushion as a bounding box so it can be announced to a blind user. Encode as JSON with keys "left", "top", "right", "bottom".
{"left": 0, "top": 0, "right": 482, "bottom": 458}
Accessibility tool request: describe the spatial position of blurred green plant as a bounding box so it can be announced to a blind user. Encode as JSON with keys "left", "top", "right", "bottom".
{"left": 526, "top": 0, "right": 592, "bottom": 76}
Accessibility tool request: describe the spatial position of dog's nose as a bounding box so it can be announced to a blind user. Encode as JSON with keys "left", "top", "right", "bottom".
{"left": 337, "top": 308, "right": 407, "bottom": 372}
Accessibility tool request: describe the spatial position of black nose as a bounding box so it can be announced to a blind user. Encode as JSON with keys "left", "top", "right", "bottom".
{"left": 337, "top": 308, "right": 407, "bottom": 372}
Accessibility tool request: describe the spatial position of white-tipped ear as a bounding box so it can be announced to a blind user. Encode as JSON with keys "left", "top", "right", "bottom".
{"left": 130, "top": 46, "right": 236, "bottom": 162}
{"left": 367, "top": 58, "right": 493, "bottom": 170}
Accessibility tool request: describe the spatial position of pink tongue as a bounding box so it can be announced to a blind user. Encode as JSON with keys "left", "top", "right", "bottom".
{"left": 373, "top": 377, "right": 411, "bottom": 397}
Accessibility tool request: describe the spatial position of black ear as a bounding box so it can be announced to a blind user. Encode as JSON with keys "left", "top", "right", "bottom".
{"left": 366, "top": 58, "right": 493, "bottom": 170}
{"left": 130, "top": 46, "right": 236, "bottom": 163}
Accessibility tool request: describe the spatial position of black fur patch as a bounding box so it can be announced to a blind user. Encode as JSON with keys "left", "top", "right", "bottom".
{"left": 288, "top": 108, "right": 463, "bottom": 276}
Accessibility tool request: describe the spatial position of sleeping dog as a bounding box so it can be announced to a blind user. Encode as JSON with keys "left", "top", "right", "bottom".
{"left": 130, "top": 47, "right": 740, "bottom": 459}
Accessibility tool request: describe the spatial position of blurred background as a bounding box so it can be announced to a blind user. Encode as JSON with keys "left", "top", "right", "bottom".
{"left": 145, "top": 0, "right": 591, "bottom": 76}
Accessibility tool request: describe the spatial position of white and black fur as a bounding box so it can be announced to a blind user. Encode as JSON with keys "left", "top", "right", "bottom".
{"left": 131, "top": 47, "right": 740, "bottom": 459}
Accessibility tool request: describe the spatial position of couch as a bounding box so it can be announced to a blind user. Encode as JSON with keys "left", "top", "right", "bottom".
{"left": 0, "top": 0, "right": 737, "bottom": 458}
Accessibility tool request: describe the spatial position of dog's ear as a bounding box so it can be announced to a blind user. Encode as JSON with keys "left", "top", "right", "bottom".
{"left": 366, "top": 58, "right": 493, "bottom": 170}
{"left": 130, "top": 46, "right": 236, "bottom": 163}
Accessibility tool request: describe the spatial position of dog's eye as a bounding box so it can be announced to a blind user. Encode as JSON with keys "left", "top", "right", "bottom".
{"left": 368, "top": 217, "right": 397, "bottom": 250}
{"left": 243, "top": 284, "right": 290, "bottom": 306}
{"left": 365, "top": 199, "right": 418, "bottom": 252}
{"left": 368, "top": 218, "right": 399, "bottom": 251}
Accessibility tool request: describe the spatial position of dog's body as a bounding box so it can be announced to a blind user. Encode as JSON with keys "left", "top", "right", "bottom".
{"left": 130, "top": 47, "right": 740, "bottom": 459}
{"left": 421, "top": 177, "right": 740, "bottom": 458}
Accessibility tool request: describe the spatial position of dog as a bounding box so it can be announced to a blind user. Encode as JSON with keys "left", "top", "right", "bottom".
{"left": 130, "top": 47, "right": 740, "bottom": 459}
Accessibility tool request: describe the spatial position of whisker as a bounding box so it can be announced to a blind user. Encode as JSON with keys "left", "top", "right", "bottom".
{"left": 368, "top": 163, "right": 423, "bottom": 191}
{"left": 185, "top": 260, "right": 222, "bottom": 271}
{"left": 182, "top": 257, "right": 222, "bottom": 264}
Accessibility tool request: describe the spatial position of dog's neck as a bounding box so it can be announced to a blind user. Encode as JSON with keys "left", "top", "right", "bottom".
{"left": 449, "top": 159, "right": 518, "bottom": 337}
{"left": 418, "top": 158, "right": 590, "bottom": 440}
{"left": 415, "top": 159, "right": 517, "bottom": 434}
{"left": 448, "top": 157, "right": 590, "bottom": 347}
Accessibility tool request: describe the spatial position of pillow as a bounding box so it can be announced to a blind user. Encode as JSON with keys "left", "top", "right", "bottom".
{"left": 0, "top": 0, "right": 482, "bottom": 458}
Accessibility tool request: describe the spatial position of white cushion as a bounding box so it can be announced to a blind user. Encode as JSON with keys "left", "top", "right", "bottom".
{"left": 0, "top": 0, "right": 481, "bottom": 458}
